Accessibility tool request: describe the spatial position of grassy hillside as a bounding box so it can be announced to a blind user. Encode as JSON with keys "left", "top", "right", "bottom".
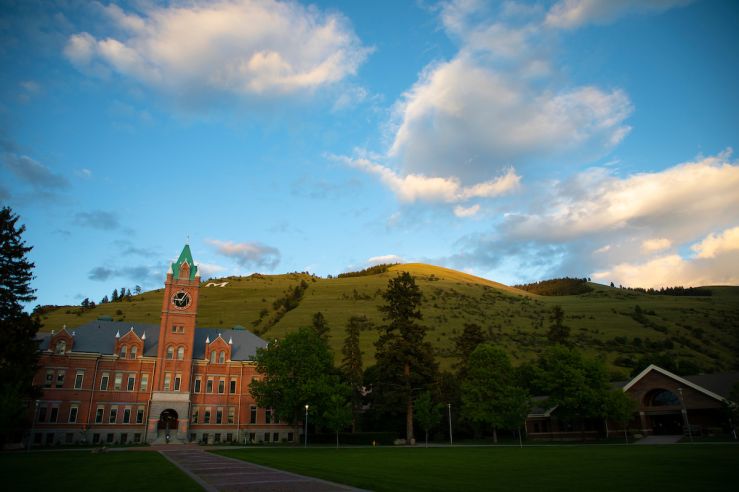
{"left": 38, "top": 264, "right": 739, "bottom": 374}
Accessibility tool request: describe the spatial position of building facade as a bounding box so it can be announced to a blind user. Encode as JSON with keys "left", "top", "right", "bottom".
{"left": 31, "top": 245, "right": 294, "bottom": 446}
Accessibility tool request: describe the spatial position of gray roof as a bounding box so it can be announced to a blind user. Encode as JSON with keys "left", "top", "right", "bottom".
{"left": 37, "top": 321, "right": 267, "bottom": 361}
{"left": 685, "top": 372, "right": 739, "bottom": 400}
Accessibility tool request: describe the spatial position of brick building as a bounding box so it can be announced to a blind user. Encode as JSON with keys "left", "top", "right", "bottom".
{"left": 30, "top": 245, "right": 294, "bottom": 446}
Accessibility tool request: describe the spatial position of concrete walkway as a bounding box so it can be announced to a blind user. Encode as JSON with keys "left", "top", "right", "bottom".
{"left": 634, "top": 435, "right": 683, "bottom": 445}
{"left": 160, "top": 447, "right": 362, "bottom": 492}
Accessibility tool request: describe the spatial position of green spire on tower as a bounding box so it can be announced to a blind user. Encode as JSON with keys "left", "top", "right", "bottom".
{"left": 171, "top": 244, "right": 198, "bottom": 280}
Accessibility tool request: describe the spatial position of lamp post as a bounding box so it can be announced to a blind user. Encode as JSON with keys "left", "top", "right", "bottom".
{"left": 304, "top": 404, "right": 309, "bottom": 448}
{"left": 676, "top": 387, "right": 693, "bottom": 442}
{"left": 447, "top": 403, "right": 453, "bottom": 447}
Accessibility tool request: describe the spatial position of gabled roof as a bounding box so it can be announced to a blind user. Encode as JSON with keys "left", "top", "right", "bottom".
{"left": 623, "top": 364, "right": 729, "bottom": 403}
{"left": 685, "top": 372, "right": 739, "bottom": 400}
{"left": 36, "top": 321, "right": 267, "bottom": 361}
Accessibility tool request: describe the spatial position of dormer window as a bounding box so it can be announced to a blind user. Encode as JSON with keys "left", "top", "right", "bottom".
{"left": 55, "top": 340, "right": 66, "bottom": 355}
{"left": 119, "top": 345, "right": 127, "bottom": 359}
{"left": 218, "top": 351, "right": 225, "bottom": 364}
{"left": 130, "top": 346, "right": 138, "bottom": 359}
{"left": 166, "top": 346, "right": 174, "bottom": 360}
{"left": 210, "top": 351, "right": 216, "bottom": 364}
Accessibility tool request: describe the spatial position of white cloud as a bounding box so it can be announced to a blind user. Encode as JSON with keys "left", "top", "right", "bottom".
{"left": 453, "top": 204, "right": 481, "bottom": 218}
{"left": 506, "top": 151, "right": 739, "bottom": 242}
{"left": 545, "top": 0, "right": 694, "bottom": 29}
{"left": 64, "top": 0, "right": 369, "bottom": 98}
{"left": 339, "top": 155, "right": 520, "bottom": 203}
{"left": 367, "top": 254, "right": 403, "bottom": 266}
{"left": 195, "top": 261, "right": 228, "bottom": 279}
{"left": 641, "top": 238, "right": 671, "bottom": 253}
{"left": 207, "top": 239, "right": 280, "bottom": 270}
{"left": 692, "top": 226, "right": 739, "bottom": 259}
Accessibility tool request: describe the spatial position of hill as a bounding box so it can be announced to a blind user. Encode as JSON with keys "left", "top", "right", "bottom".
{"left": 37, "top": 264, "right": 739, "bottom": 375}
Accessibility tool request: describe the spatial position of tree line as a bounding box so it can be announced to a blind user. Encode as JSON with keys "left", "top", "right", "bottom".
{"left": 250, "top": 273, "right": 636, "bottom": 446}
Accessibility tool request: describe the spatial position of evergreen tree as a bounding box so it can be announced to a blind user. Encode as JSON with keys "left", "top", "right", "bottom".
{"left": 341, "top": 315, "right": 371, "bottom": 432}
{"left": 374, "top": 272, "right": 437, "bottom": 444}
{"left": 547, "top": 305, "right": 570, "bottom": 344}
{"left": 453, "top": 323, "right": 486, "bottom": 377}
{"left": 101, "top": 295, "right": 109, "bottom": 304}
{"left": 111, "top": 289, "right": 119, "bottom": 302}
{"left": 134, "top": 285, "right": 142, "bottom": 295}
{"left": 81, "top": 298, "right": 90, "bottom": 308}
{"left": 311, "top": 311, "right": 329, "bottom": 340}
{"left": 0, "top": 206, "right": 41, "bottom": 445}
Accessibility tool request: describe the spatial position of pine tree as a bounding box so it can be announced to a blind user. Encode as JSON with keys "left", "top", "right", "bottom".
{"left": 0, "top": 206, "right": 41, "bottom": 445}
{"left": 311, "top": 311, "right": 329, "bottom": 340}
{"left": 374, "top": 272, "right": 437, "bottom": 444}
{"left": 111, "top": 289, "right": 119, "bottom": 302}
{"left": 341, "top": 315, "right": 371, "bottom": 432}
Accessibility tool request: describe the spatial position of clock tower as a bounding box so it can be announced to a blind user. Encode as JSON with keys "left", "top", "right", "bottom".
{"left": 148, "top": 244, "right": 200, "bottom": 442}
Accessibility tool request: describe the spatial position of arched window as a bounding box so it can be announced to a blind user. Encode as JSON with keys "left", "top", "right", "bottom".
{"left": 210, "top": 351, "right": 216, "bottom": 364}
{"left": 119, "top": 345, "right": 127, "bottom": 359}
{"left": 166, "top": 346, "right": 174, "bottom": 360}
{"left": 649, "top": 389, "right": 680, "bottom": 406}
{"left": 130, "top": 346, "right": 138, "bottom": 359}
{"left": 177, "top": 346, "right": 185, "bottom": 360}
{"left": 55, "top": 340, "right": 66, "bottom": 355}
{"left": 219, "top": 351, "right": 225, "bottom": 364}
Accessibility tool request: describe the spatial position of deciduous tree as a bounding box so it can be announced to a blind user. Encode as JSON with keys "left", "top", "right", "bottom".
{"left": 414, "top": 390, "right": 443, "bottom": 447}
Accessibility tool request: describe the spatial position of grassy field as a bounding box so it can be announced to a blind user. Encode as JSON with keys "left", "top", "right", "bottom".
{"left": 216, "top": 445, "right": 739, "bottom": 492}
{"left": 0, "top": 451, "right": 202, "bottom": 492}
{"left": 37, "top": 263, "right": 739, "bottom": 372}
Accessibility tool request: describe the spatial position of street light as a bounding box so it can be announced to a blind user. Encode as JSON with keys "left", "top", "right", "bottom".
{"left": 676, "top": 387, "right": 694, "bottom": 442}
{"left": 304, "top": 404, "right": 309, "bottom": 448}
{"left": 447, "top": 403, "right": 453, "bottom": 447}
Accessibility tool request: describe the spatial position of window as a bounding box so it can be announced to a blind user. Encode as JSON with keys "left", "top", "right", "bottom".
{"left": 174, "top": 374, "right": 181, "bottom": 391}
{"left": 114, "top": 373, "right": 122, "bottom": 391}
{"left": 249, "top": 432, "right": 255, "bottom": 443}
{"left": 264, "top": 432, "right": 270, "bottom": 443}
{"left": 250, "top": 406, "right": 257, "bottom": 424}
{"left": 204, "top": 409, "right": 211, "bottom": 424}
{"left": 218, "top": 379, "right": 225, "bottom": 394}
{"left": 106, "top": 433, "right": 114, "bottom": 443}
{"left": 120, "top": 433, "right": 128, "bottom": 444}
{"left": 74, "top": 371, "right": 84, "bottom": 389}
{"left": 100, "top": 372, "right": 110, "bottom": 390}
{"left": 65, "top": 433, "right": 73, "bottom": 444}
{"left": 273, "top": 432, "right": 279, "bottom": 443}
{"left": 226, "top": 433, "right": 233, "bottom": 443}
{"left": 210, "top": 351, "right": 216, "bottom": 364}
{"left": 265, "top": 408, "right": 272, "bottom": 424}
{"left": 46, "top": 433, "right": 54, "bottom": 445}
{"left": 218, "top": 351, "right": 225, "bottom": 364}
{"left": 109, "top": 408, "right": 118, "bottom": 423}
{"left": 140, "top": 374, "right": 148, "bottom": 392}
{"left": 206, "top": 378, "right": 213, "bottom": 393}
{"left": 136, "top": 408, "right": 144, "bottom": 424}
{"left": 56, "top": 370, "right": 65, "bottom": 388}
{"left": 171, "top": 326, "right": 177, "bottom": 333}
{"left": 177, "top": 346, "right": 184, "bottom": 360}
{"left": 119, "top": 345, "right": 127, "bottom": 359}
{"left": 230, "top": 379, "right": 237, "bottom": 393}
{"left": 127, "top": 374, "right": 136, "bottom": 391}
{"left": 287, "top": 432, "right": 294, "bottom": 443}
{"left": 164, "top": 373, "right": 171, "bottom": 391}
{"left": 123, "top": 408, "right": 131, "bottom": 424}
{"left": 166, "top": 346, "right": 174, "bottom": 359}
{"left": 44, "top": 369, "right": 53, "bottom": 388}
{"left": 216, "top": 408, "right": 223, "bottom": 424}
{"left": 192, "top": 409, "right": 199, "bottom": 424}
{"left": 93, "top": 433, "right": 100, "bottom": 444}
{"left": 134, "top": 433, "right": 141, "bottom": 443}
{"left": 55, "top": 340, "right": 66, "bottom": 355}
{"left": 194, "top": 378, "right": 201, "bottom": 393}
{"left": 214, "top": 433, "right": 221, "bottom": 443}
{"left": 38, "top": 407, "right": 47, "bottom": 423}
{"left": 95, "top": 407, "right": 104, "bottom": 423}
{"left": 130, "top": 346, "right": 137, "bottom": 359}
{"left": 69, "top": 406, "right": 78, "bottom": 423}
{"left": 228, "top": 407, "right": 234, "bottom": 424}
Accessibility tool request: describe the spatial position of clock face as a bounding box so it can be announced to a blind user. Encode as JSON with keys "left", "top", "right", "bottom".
{"left": 172, "top": 290, "right": 191, "bottom": 309}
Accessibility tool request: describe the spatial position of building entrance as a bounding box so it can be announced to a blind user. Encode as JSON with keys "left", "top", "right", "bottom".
{"left": 158, "top": 409, "right": 179, "bottom": 438}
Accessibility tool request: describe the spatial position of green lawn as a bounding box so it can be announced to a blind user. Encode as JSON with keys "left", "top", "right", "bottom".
{"left": 216, "top": 444, "right": 739, "bottom": 492}
{"left": 0, "top": 451, "right": 202, "bottom": 492}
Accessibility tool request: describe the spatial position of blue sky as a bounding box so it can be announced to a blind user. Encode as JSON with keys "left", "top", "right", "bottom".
{"left": 2, "top": 0, "right": 738, "bottom": 307}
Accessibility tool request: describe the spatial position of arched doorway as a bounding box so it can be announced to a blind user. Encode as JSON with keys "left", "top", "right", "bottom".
{"left": 644, "top": 389, "right": 683, "bottom": 435}
{"left": 158, "top": 409, "right": 179, "bottom": 438}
